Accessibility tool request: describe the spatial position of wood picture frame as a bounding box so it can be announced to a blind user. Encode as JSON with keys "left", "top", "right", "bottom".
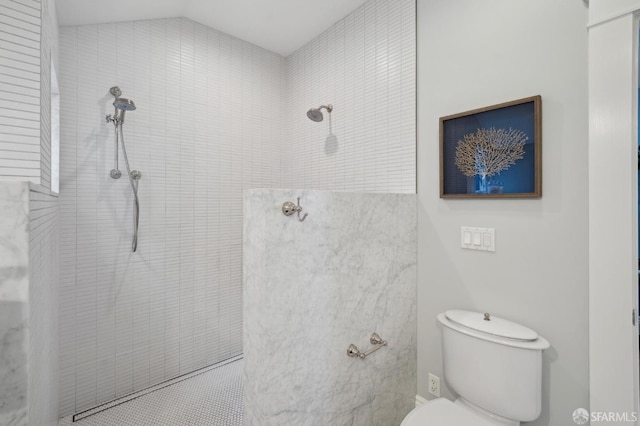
{"left": 439, "top": 95, "right": 542, "bottom": 198}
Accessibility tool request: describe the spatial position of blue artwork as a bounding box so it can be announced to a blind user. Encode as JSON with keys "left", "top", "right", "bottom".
{"left": 440, "top": 96, "right": 541, "bottom": 197}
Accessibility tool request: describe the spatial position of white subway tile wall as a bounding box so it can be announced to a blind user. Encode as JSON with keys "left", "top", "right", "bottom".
{"left": 285, "top": 0, "right": 416, "bottom": 193}
{"left": 29, "top": 185, "right": 59, "bottom": 426}
{"left": 0, "top": 0, "right": 42, "bottom": 183}
{"left": 58, "top": 18, "right": 285, "bottom": 416}
{"left": 29, "top": 0, "right": 60, "bottom": 424}
{"left": 39, "top": 0, "right": 58, "bottom": 191}
{"left": 57, "top": 0, "right": 416, "bottom": 417}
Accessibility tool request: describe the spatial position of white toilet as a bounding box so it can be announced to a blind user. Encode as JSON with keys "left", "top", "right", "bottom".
{"left": 402, "top": 310, "right": 549, "bottom": 426}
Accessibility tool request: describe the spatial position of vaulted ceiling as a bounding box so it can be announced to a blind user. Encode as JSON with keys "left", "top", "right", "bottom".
{"left": 55, "top": 0, "right": 369, "bottom": 57}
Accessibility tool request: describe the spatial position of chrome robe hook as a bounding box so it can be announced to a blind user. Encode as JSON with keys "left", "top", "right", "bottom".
{"left": 282, "top": 197, "right": 308, "bottom": 222}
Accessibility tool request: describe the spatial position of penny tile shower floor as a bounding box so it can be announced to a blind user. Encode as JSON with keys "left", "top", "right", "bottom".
{"left": 58, "top": 358, "right": 243, "bottom": 426}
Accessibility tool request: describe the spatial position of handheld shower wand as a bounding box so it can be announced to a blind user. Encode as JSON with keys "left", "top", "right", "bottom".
{"left": 106, "top": 86, "right": 142, "bottom": 252}
{"left": 106, "top": 86, "right": 137, "bottom": 178}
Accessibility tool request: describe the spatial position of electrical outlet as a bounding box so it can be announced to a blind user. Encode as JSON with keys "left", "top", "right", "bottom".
{"left": 428, "top": 373, "right": 440, "bottom": 397}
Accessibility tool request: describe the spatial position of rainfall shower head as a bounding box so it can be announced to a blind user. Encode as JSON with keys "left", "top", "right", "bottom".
{"left": 307, "top": 104, "right": 333, "bottom": 122}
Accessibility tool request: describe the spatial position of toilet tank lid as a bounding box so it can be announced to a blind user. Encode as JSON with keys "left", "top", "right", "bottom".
{"left": 445, "top": 310, "right": 539, "bottom": 341}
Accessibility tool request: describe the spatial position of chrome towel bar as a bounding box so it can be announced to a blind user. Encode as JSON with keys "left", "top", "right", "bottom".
{"left": 347, "top": 333, "right": 387, "bottom": 359}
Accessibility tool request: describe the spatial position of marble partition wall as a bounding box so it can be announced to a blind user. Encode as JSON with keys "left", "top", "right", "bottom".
{"left": 0, "top": 182, "right": 30, "bottom": 426}
{"left": 243, "top": 189, "right": 416, "bottom": 426}
{"left": 0, "top": 182, "right": 59, "bottom": 426}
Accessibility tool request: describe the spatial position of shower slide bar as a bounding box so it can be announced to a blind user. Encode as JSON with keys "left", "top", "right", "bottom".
{"left": 105, "top": 86, "right": 142, "bottom": 252}
{"left": 347, "top": 333, "right": 388, "bottom": 359}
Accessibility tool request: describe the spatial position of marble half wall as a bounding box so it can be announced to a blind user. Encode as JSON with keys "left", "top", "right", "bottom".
{"left": 0, "top": 182, "right": 59, "bottom": 426}
{"left": 243, "top": 189, "right": 416, "bottom": 426}
{"left": 0, "top": 182, "right": 30, "bottom": 426}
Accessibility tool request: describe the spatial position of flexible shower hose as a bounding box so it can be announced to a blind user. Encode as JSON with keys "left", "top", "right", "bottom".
{"left": 118, "top": 125, "right": 140, "bottom": 252}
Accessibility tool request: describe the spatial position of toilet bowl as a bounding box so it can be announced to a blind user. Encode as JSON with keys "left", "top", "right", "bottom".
{"left": 401, "top": 310, "right": 549, "bottom": 425}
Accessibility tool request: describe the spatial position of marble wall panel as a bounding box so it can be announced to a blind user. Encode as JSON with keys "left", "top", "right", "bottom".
{"left": 244, "top": 189, "right": 416, "bottom": 426}
{"left": 0, "top": 182, "right": 30, "bottom": 426}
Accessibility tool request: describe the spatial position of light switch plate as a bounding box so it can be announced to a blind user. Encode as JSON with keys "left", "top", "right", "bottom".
{"left": 461, "top": 227, "right": 495, "bottom": 252}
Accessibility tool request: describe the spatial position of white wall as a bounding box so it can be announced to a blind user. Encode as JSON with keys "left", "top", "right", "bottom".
{"left": 416, "top": 1, "right": 589, "bottom": 425}
{"left": 58, "top": 18, "right": 285, "bottom": 416}
{"left": 589, "top": 0, "right": 640, "bottom": 26}
{"left": 284, "top": 0, "right": 416, "bottom": 193}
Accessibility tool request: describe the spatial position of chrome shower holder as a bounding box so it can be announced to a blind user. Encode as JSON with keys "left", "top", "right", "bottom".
{"left": 109, "top": 86, "right": 122, "bottom": 98}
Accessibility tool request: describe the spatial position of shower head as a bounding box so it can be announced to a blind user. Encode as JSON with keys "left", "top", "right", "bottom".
{"left": 107, "top": 87, "right": 136, "bottom": 124}
{"left": 113, "top": 98, "right": 136, "bottom": 111}
{"left": 307, "top": 108, "right": 323, "bottom": 122}
{"left": 111, "top": 96, "right": 136, "bottom": 123}
{"left": 307, "top": 104, "right": 333, "bottom": 122}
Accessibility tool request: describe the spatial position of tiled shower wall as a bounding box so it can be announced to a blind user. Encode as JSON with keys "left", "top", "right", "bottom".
{"left": 29, "top": 185, "right": 59, "bottom": 426}
{"left": 31, "top": 0, "right": 61, "bottom": 422}
{"left": 0, "top": 0, "right": 42, "bottom": 183}
{"left": 58, "top": 18, "right": 285, "bottom": 416}
{"left": 285, "top": 0, "right": 416, "bottom": 193}
{"left": 0, "top": 0, "right": 58, "bottom": 188}
{"left": 58, "top": 0, "right": 416, "bottom": 416}
{"left": 38, "top": 0, "right": 58, "bottom": 190}
{"left": 0, "top": 0, "right": 60, "bottom": 424}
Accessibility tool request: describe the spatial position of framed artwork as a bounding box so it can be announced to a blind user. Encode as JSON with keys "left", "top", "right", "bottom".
{"left": 439, "top": 95, "right": 541, "bottom": 198}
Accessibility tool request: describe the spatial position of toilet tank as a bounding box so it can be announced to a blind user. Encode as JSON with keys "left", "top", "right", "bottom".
{"left": 437, "top": 311, "right": 550, "bottom": 422}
